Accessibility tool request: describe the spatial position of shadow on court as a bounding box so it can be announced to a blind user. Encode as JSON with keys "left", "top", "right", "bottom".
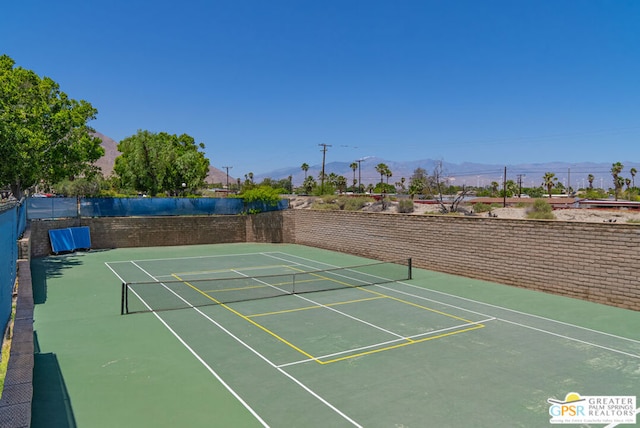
{"left": 31, "top": 332, "right": 76, "bottom": 428}
{"left": 31, "top": 251, "right": 110, "bottom": 305}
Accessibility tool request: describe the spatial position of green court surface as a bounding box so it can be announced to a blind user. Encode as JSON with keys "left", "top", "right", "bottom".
{"left": 30, "top": 243, "right": 640, "bottom": 427}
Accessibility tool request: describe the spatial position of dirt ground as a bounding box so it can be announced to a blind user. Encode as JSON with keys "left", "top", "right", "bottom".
{"left": 288, "top": 196, "right": 640, "bottom": 223}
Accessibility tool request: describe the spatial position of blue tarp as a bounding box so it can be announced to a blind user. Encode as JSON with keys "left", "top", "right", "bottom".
{"left": 49, "top": 226, "right": 91, "bottom": 253}
{"left": 27, "top": 197, "right": 78, "bottom": 219}
{"left": 0, "top": 201, "right": 22, "bottom": 334}
{"left": 27, "top": 196, "right": 289, "bottom": 219}
{"left": 80, "top": 197, "right": 244, "bottom": 217}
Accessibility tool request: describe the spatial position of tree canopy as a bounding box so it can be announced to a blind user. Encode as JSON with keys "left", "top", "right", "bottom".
{"left": 114, "top": 130, "right": 209, "bottom": 195}
{"left": 0, "top": 55, "right": 103, "bottom": 198}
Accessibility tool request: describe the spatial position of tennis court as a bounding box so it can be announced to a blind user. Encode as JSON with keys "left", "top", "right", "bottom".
{"left": 31, "top": 243, "right": 640, "bottom": 427}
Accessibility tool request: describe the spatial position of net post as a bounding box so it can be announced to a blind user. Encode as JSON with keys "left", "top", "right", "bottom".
{"left": 121, "top": 282, "right": 130, "bottom": 315}
{"left": 408, "top": 258, "right": 412, "bottom": 280}
{"left": 121, "top": 282, "right": 125, "bottom": 315}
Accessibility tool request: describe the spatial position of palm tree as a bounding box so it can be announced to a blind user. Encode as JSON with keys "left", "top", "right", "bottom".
{"left": 303, "top": 176, "right": 316, "bottom": 194}
{"left": 587, "top": 174, "right": 594, "bottom": 189}
{"left": 490, "top": 181, "right": 499, "bottom": 196}
{"left": 300, "top": 163, "right": 309, "bottom": 180}
{"left": 611, "top": 162, "right": 624, "bottom": 200}
{"left": 349, "top": 162, "right": 358, "bottom": 192}
{"left": 375, "top": 163, "right": 388, "bottom": 187}
{"left": 336, "top": 175, "right": 347, "bottom": 193}
{"left": 542, "top": 172, "right": 557, "bottom": 198}
{"left": 630, "top": 167, "right": 637, "bottom": 188}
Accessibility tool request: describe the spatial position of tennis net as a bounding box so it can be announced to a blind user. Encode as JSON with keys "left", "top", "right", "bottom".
{"left": 121, "top": 258, "right": 412, "bottom": 314}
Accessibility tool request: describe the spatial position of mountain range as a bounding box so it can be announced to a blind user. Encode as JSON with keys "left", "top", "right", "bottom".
{"left": 255, "top": 158, "right": 640, "bottom": 190}
{"left": 93, "top": 132, "right": 638, "bottom": 189}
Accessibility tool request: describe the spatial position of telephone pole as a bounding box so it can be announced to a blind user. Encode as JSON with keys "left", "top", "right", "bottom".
{"left": 503, "top": 166, "right": 507, "bottom": 207}
{"left": 356, "top": 158, "right": 364, "bottom": 193}
{"left": 516, "top": 174, "right": 525, "bottom": 198}
{"left": 319, "top": 144, "right": 331, "bottom": 194}
{"left": 222, "top": 166, "right": 232, "bottom": 193}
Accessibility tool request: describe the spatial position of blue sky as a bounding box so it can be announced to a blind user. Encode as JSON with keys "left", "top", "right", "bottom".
{"left": 2, "top": 0, "right": 639, "bottom": 177}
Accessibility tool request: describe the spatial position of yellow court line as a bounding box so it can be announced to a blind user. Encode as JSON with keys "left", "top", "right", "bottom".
{"left": 171, "top": 269, "right": 487, "bottom": 366}
{"left": 205, "top": 284, "right": 272, "bottom": 293}
{"left": 171, "top": 274, "right": 319, "bottom": 362}
{"left": 319, "top": 324, "right": 486, "bottom": 364}
{"left": 204, "top": 280, "right": 295, "bottom": 293}
{"left": 171, "top": 264, "right": 298, "bottom": 278}
{"left": 249, "top": 296, "right": 386, "bottom": 318}
{"left": 293, "top": 268, "right": 477, "bottom": 324}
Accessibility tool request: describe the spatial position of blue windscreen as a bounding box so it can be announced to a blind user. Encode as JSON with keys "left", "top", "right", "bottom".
{"left": 49, "top": 227, "right": 92, "bottom": 253}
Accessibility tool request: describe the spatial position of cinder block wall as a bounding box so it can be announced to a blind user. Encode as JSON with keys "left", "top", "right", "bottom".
{"left": 29, "top": 216, "right": 248, "bottom": 257}
{"left": 284, "top": 210, "right": 640, "bottom": 310}
{"left": 29, "top": 210, "right": 640, "bottom": 310}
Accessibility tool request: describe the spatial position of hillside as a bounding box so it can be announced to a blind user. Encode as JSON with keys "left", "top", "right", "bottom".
{"left": 91, "top": 132, "right": 231, "bottom": 184}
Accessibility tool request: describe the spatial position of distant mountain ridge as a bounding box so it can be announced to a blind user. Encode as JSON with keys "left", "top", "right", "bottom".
{"left": 93, "top": 131, "right": 638, "bottom": 189}
{"left": 256, "top": 158, "right": 640, "bottom": 189}
{"left": 92, "top": 132, "right": 232, "bottom": 185}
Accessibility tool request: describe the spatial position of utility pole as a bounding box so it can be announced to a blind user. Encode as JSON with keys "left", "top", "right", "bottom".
{"left": 222, "top": 166, "right": 232, "bottom": 194}
{"left": 503, "top": 166, "right": 507, "bottom": 207}
{"left": 356, "top": 158, "right": 363, "bottom": 193}
{"left": 516, "top": 174, "right": 525, "bottom": 197}
{"left": 319, "top": 144, "right": 331, "bottom": 194}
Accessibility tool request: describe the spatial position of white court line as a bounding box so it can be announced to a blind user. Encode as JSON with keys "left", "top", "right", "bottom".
{"left": 263, "top": 252, "right": 640, "bottom": 359}
{"left": 106, "top": 251, "right": 283, "bottom": 264}
{"left": 235, "top": 271, "right": 408, "bottom": 340}
{"left": 127, "top": 262, "right": 269, "bottom": 427}
{"left": 278, "top": 317, "right": 497, "bottom": 368}
{"left": 124, "top": 261, "right": 362, "bottom": 428}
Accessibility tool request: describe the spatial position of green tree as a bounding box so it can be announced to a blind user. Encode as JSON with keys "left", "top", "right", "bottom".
{"left": 630, "top": 167, "right": 637, "bottom": 188}
{"left": 408, "top": 167, "right": 428, "bottom": 198}
{"left": 395, "top": 177, "right": 406, "bottom": 194}
{"left": 490, "top": 181, "right": 499, "bottom": 196}
{"left": 587, "top": 174, "right": 594, "bottom": 189}
{"left": 501, "top": 179, "right": 517, "bottom": 197}
{"left": 114, "top": 130, "right": 209, "bottom": 196}
{"left": 375, "top": 163, "right": 389, "bottom": 189}
{"left": 349, "top": 162, "right": 358, "bottom": 191}
{"left": 335, "top": 175, "right": 348, "bottom": 194}
{"left": 542, "top": 172, "right": 557, "bottom": 198}
{"left": 302, "top": 176, "right": 316, "bottom": 194}
{"left": 0, "top": 54, "right": 104, "bottom": 198}
{"left": 611, "top": 162, "right": 624, "bottom": 200}
{"left": 300, "top": 163, "right": 309, "bottom": 180}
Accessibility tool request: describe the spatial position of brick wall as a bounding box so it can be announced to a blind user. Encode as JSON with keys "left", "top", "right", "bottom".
{"left": 28, "top": 210, "right": 640, "bottom": 310}
{"left": 285, "top": 210, "right": 640, "bottom": 310}
{"left": 29, "top": 215, "right": 248, "bottom": 257}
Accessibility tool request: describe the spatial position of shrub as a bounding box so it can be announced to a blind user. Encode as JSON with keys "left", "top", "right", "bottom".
{"left": 473, "top": 202, "right": 491, "bottom": 213}
{"left": 311, "top": 201, "right": 340, "bottom": 210}
{"left": 398, "top": 199, "right": 414, "bottom": 213}
{"left": 526, "top": 199, "right": 555, "bottom": 220}
{"left": 343, "top": 196, "right": 375, "bottom": 211}
{"left": 311, "top": 196, "right": 375, "bottom": 211}
{"left": 240, "top": 186, "right": 281, "bottom": 206}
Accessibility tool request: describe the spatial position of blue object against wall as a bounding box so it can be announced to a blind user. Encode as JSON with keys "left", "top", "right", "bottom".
{"left": 49, "top": 226, "right": 91, "bottom": 253}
